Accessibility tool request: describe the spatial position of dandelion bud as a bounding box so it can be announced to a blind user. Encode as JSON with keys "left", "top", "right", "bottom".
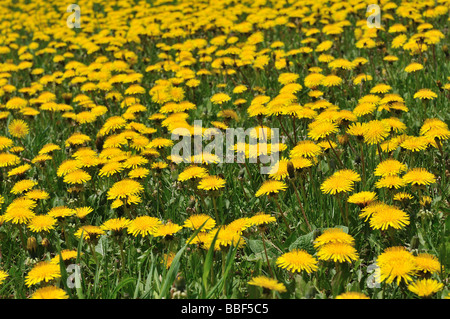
{"left": 27, "top": 236, "right": 37, "bottom": 253}
{"left": 410, "top": 236, "right": 419, "bottom": 250}
{"left": 238, "top": 168, "right": 246, "bottom": 180}
{"left": 287, "top": 161, "right": 295, "bottom": 179}
{"left": 313, "top": 228, "right": 322, "bottom": 240}
{"left": 188, "top": 197, "right": 196, "bottom": 208}
{"left": 306, "top": 285, "right": 316, "bottom": 298}
{"left": 62, "top": 93, "right": 72, "bottom": 104}
{"left": 41, "top": 237, "right": 50, "bottom": 247}
{"left": 175, "top": 274, "right": 186, "bottom": 291}
{"left": 96, "top": 136, "right": 104, "bottom": 152}
{"left": 337, "top": 134, "right": 349, "bottom": 145}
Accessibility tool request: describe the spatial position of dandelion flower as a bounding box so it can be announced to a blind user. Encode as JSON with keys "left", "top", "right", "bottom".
{"left": 408, "top": 279, "right": 443, "bottom": 298}
{"left": 210, "top": 93, "right": 231, "bottom": 105}
{"left": 348, "top": 191, "right": 378, "bottom": 207}
{"left": 369, "top": 207, "right": 410, "bottom": 230}
{"left": 336, "top": 292, "right": 369, "bottom": 299}
{"left": 370, "top": 84, "right": 392, "bottom": 94}
{"left": 376, "top": 246, "right": 416, "bottom": 285}
{"left": 404, "top": 62, "right": 424, "bottom": 73}
{"left": 74, "top": 225, "right": 105, "bottom": 240}
{"left": 30, "top": 286, "right": 69, "bottom": 299}
{"left": 177, "top": 165, "right": 209, "bottom": 182}
{"left": 248, "top": 276, "right": 287, "bottom": 293}
{"left": 101, "top": 217, "right": 131, "bottom": 232}
{"left": 25, "top": 261, "right": 61, "bottom": 287}
{"left": 8, "top": 164, "right": 32, "bottom": 177}
{"left": 8, "top": 119, "right": 29, "bottom": 138}
{"left": 57, "top": 159, "right": 82, "bottom": 177}
{"left": 3, "top": 207, "right": 35, "bottom": 224}
{"left": 0, "top": 152, "right": 21, "bottom": 167}
{"left": 255, "top": 180, "right": 287, "bottom": 197}
{"left": 276, "top": 249, "right": 319, "bottom": 274}
{"left": 375, "top": 175, "right": 406, "bottom": 189}
{"left": 374, "top": 159, "right": 408, "bottom": 177}
{"left": 0, "top": 136, "right": 13, "bottom": 150}
{"left": 246, "top": 213, "right": 275, "bottom": 228}
{"left": 27, "top": 215, "right": 57, "bottom": 233}
{"left": 308, "top": 121, "right": 339, "bottom": 141}
{"left": 198, "top": 175, "right": 226, "bottom": 191}
{"left": 154, "top": 222, "right": 183, "bottom": 238}
{"left": 50, "top": 250, "right": 81, "bottom": 264}
{"left": 393, "top": 192, "right": 414, "bottom": 202}
{"left": 129, "top": 167, "right": 150, "bottom": 179}
{"left": 317, "top": 243, "right": 359, "bottom": 263}
{"left": 63, "top": 169, "right": 91, "bottom": 184}
{"left": 290, "top": 140, "right": 322, "bottom": 158}
{"left": 320, "top": 175, "right": 354, "bottom": 195}
{"left": 0, "top": 270, "right": 8, "bottom": 284}
{"left": 363, "top": 120, "right": 390, "bottom": 145}
{"left": 414, "top": 89, "right": 437, "bottom": 100}
{"left": 11, "top": 179, "right": 37, "bottom": 194}
{"left": 99, "top": 161, "right": 124, "bottom": 177}
{"left": 47, "top": 206, "right": 75, "bottom": 218}
{"left": 313, "top": 228, "right": 355, "bottom": 248}
{"left": 402, "top": 136, "right": 430, "bottom": 152}
{"left": 74, "top": 206, "right": 93, "bottom": 219}
{"left": 321, "top": 75, "right": 343, "bottom": 87}
{"left": 403, "top": 168, "right": 436, "bottom": 186}
{"left": 415, "top": 253, "right": 441, "bottom": 274}
{"left": 107, "top": 179, "right": 144, "bottom": 200}
{"left": 127, "top": 216, "right": 161, "bottom": 237}
{"left": 183, "top": 214, "right": 216, "bottom": 231}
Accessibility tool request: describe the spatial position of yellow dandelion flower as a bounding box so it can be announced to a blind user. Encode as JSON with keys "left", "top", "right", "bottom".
{"left": 336, "top": 292, "right": 370, "bottom": 299}
{"left": 317, "top": 243, "right": 359, "bottom": 263}
{"left": 198, "top": 175, "right": 226, "bottom": 191}
{"left": 276, "top": 249, "right": 319, "bottom": 274}
{"left": 154, "top": 222, "right": 183, "bottom": 238}
{"left": 25, "top": 261, "right": 61, "bottom": 287}
{"left": 376, "top": 246, "right": 417, "bottom": 285}
{"left": 8, "top": 119, "right": 29, "bottom": 138}
{"left": 414, "top": 89, "right": 437, "bottom": 100}
{"left": 127, "top": 216, "right": 161, "bottom": 237}
{"left": 255, "top": 180, "right": 287, "bottom": 197}
{"left": 27, "top": 215, "right": 57, "bottom": 233}
{"left": 403, "top": 168, "right": 436, "bottom": 186}
{"left": 313, "top": 228, "right": 355, "bottom": 248}
{"left": 248, "top": 276, "right": 287, "bottom": 293}
{"left": 11, "top": 179, "right": 37, "bottom": 195}
{"left": 30, "top": 286, "right": 69, "bottom": 299}
{"left": 414, "top": 253, "right": 441, "bottom": 274}
{"left": 74, "top": 225, "right": 105, "bottom": 241}
{"left": 183, "top": 214, "right": 216, "bottom": 231}
{"left": 107, "top": 179, "right": 144, "bottom": 200}
{"left": 408, "top": 279, "right": 444, "bottom": 298}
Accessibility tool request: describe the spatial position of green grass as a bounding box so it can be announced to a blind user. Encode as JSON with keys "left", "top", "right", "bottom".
{"left": 0, "top": 0, "right": 449, "bottom": 300}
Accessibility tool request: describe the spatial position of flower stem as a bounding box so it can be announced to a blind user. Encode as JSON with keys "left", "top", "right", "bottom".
{"left": 261, "top": 231, "right": 274, "bottom": 277}
{"left": 360, "top": 142, "right": 366, "bottom": 186}
{"left": 273, "top": 197, "right": 291, "bottom": 234}
{"left": 326, "top": 136, "right": 344, "bottom": 168}
{"left": 289, "top": 179, "right": 312, "bottom": 232}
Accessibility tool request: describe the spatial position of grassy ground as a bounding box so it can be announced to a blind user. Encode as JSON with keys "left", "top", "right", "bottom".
{"left": 0, "top": 0, "right": 449, "bottom": 299}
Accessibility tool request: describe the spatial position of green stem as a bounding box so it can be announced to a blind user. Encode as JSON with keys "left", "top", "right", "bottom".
{"left": 273, "top": 197, "right": 291, "bottom": 234}
{"left": 289, "top": 179, "right": 312, "bottom": 232}
{"left": 261, "top": 231, "right": 274, "bottom": 277}
{"left": 326, "top": 136, "right": 344, "bottom": 168}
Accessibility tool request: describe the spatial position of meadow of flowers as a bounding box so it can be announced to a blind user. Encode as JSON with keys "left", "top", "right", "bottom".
{"left": 0, "top": 0, "right": 449, "bottom": 300}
